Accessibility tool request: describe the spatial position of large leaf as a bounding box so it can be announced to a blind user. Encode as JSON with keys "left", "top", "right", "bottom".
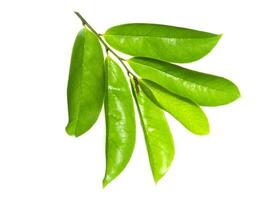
{"left": 103, "top": 56, "right": 136, "bottom": 187}
{"left": 130, "top": 78, "right": 175, "bottom": 183}
{"left": 128, "top": 57, "right": 240, "bottom": 106}
{"left": 104, "top": 23, "right": 221, "bottom": 63}
{"left": 140, "top": 80, "right": 209, "bottom": 135}
{"left": 66, "top": 27, "right": 104, "bottom": 137}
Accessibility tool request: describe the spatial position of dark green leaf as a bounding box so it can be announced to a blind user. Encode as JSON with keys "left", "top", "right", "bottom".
{"left": 103, "top": 56, "right": 136, "bottom": 187}
{"left": 66, "top": 27, "right": 104, "bottom": 137}
{"left": 130, "top": 78, "right": 175, "bottom": 183}
{"left": 128, "top": 57, "right": 240, "bottom": 106}
{"left": 104, "top": 23, "right": 221, "bottom": 63}
{"left": 140, "top": 80, "right": 209, "bottom": 135}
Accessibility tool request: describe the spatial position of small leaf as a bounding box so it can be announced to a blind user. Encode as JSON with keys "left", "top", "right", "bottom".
{"left": 130, "top": 78, "right": 175, "bottom": 183}
{"left": 140, "top": 80, "right": 209, "bottom": 135}
{"left": 104, "top": 23, "right": 221, "bottom": 63}
{"left": 66, "top": 27, "right": 105, "bottom": 137}
{"left": 103, "top": 56, "right": 136, "bottom": 187}
{"left": 128, "top": 57, "right": 240, "bottom": 106}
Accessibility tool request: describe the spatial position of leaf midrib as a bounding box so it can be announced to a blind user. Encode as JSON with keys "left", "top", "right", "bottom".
{"left": 133, "top": 90, "right": 157, "bottom": 177}
{"left": 104, "top": 34, "right": 218, "bottom": 40}
{"left": 135, "top": 62, "right": 231, "bottom": 94}
{"left": 74, "top": 32, "right": 86, "bottom": 135}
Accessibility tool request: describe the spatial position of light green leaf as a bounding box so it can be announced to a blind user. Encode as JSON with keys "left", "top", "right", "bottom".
{"left": 130, "top": 78, "right": 175, "bottom": 183}
{"left": 104, "top": 23, "right": 221, "bottom": 63}
{"left": 128, "top": 58, "right": 240, "bottom": 106}
{"left": 103, "top": 56, "right": 136, "bottom": 187}
{"left": 66, "top": 27, "right": 104, "bottom": 137}
{"left": 140, "top": 80, "right": 209, "bottom": 135}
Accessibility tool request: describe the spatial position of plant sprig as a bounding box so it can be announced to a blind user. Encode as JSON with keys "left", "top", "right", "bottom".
{"left": 66, "top": 12, "right": 240, "bottom": 187}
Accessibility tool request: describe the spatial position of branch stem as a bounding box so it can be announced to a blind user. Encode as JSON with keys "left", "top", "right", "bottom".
{"left": 74, "top": 11, "right": 135, "bottom": 77}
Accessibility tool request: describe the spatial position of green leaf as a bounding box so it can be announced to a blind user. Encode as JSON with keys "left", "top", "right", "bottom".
{"left": 66, "top": 27, "right": 104, "bottom": 137}
{"left": 130, "top": 78, "right": 175, "bottom": 183}
{"left": 140, "top": 80, "right": 209, "bottom": 135}
{"left": 104, "top": 23, "right": 221, "bottom": 63}
{"left": 128, "top": 57, "right": 240, "bottom": 106}
{"left": 103, "top": 56, "right": 136, "bottom": 187}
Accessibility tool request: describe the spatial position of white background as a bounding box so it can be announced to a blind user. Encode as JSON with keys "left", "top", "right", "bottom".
{"left": 0, "top": 0, "right": 266, "bottom": 199}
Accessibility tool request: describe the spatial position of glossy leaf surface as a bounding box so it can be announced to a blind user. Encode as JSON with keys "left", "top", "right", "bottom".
{"left": 66, "top": 27, "right": 104, "bottom": 137}
{"left": 140, "top": 80, "right": 209, "bottom": 135}
{"left": 104, "top": 23, "right": 221, "bottom": 63}
{"left": 128, "top": 57, "right": 240, "bottom": 106}
{"left": 131, "top": 78, "right": 174, "bottom": 182}
{"left": 103, "top": 56, "right": 136, "bottom": 187}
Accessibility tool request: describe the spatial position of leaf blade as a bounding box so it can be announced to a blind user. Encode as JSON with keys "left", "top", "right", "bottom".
{"left": 66, "top": 27, "right": 105, "bottom": 137}
{"left": 104, "top": 23, "right": 221, "bottom": 63}
{"left": 130, "top": 78, "right": 175, "bottom": 183}
{"left": 140, "top": 80, "right": 209, "bottom": 135}
{"left": 103, "top": 56, "right": 136, "bottom": 187}
{"left": 128, "top": 57, "right": 240, "bottom": 106}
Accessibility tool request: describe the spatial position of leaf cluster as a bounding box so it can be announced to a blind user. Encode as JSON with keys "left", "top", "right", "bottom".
{"left": 66, "top": 12, "right": 240, "bottom": 187}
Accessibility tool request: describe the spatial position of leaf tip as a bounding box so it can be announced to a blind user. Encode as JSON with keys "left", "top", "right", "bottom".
{"left": 102, "top": 181, "right": 108, "bottom": 189}
{"left": 65, "top": 123, "right": 86, "bottom": 137}
{"left": 235, "top": 86, "right": 241, "bottom": 99}
{"left": 102, "top": 177, "right": 112, "bottom": 188}
{"left": 153, "top": 173, "right": 164, "bottom": 184}
{"left": 224, "top": 83, "right": 241, "bottom": 105}
{"left": 152, "top": 164, "right": 174, "bottom": 184}
{"left": 196, "top": 130, "right": 210, "bottom": 136}
{"left": 190, "top": 120, "right": 210, "bottom": 136}
{"left": 65, "top": 124, "right": 75, "bottom": 136}
{"left": 153, "top": 156, "right": 175, "bottom": 184}
{"left": 199, "top": 124, "right": 210, "bottom": 136}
